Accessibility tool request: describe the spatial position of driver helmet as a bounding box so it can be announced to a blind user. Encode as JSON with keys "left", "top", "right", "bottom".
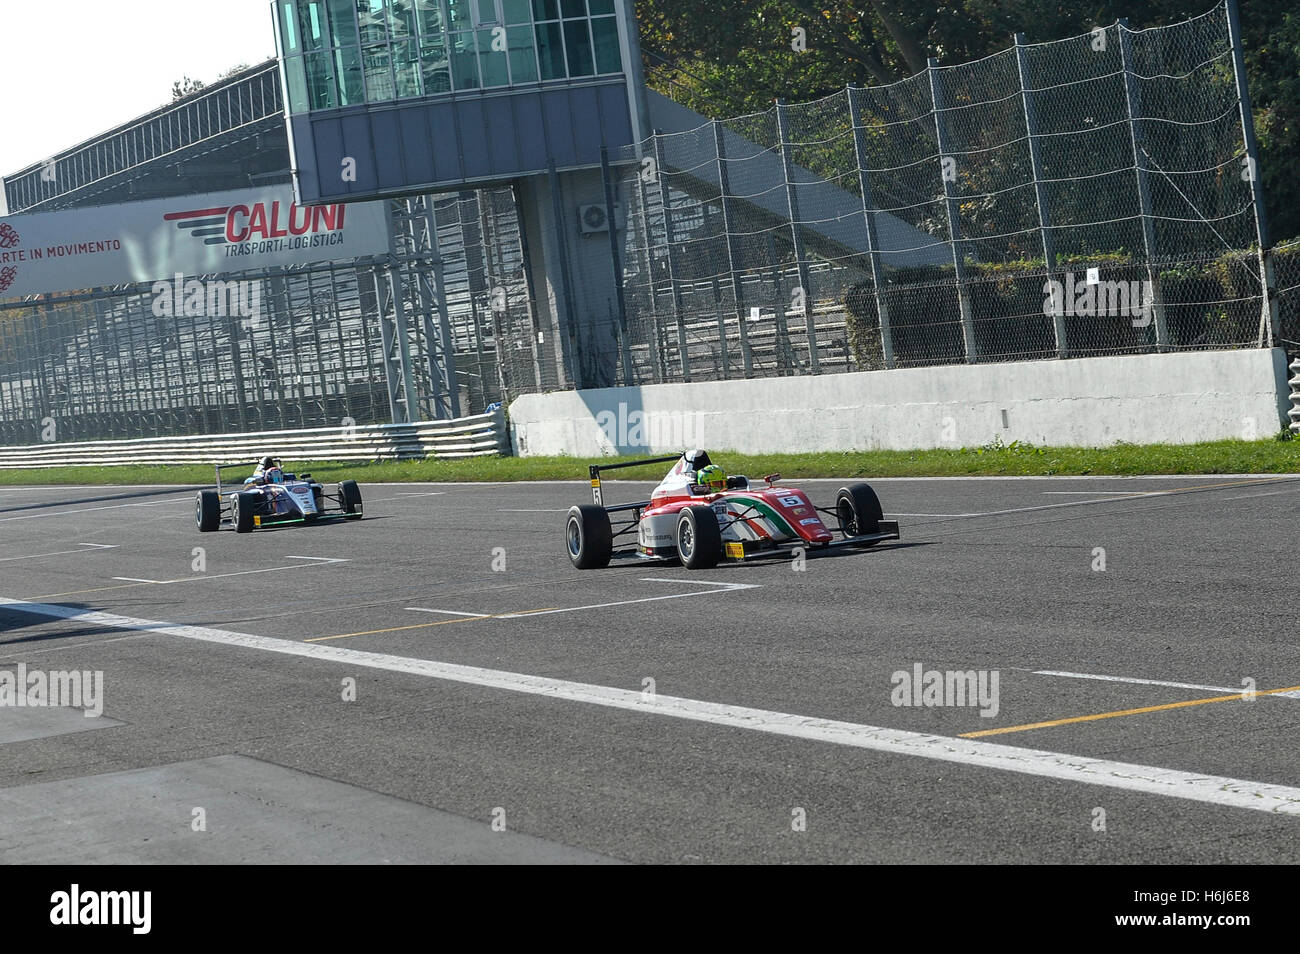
{"left": 259, "top": 455, "right": 275, "bottom": 470}
{"left": 697, "top": 464, "right": 727, "bottom": 492}
{"left": 266, "top": 467, "right": 285, "bottom": 484}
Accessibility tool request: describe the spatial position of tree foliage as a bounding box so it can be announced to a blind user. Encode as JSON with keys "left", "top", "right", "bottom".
{"left": 636, "top": 0, "right": 1299, "bottom": 241}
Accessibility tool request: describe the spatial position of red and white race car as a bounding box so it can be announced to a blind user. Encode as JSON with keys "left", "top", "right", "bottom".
{"left": 565, "top": 450, "right": 900, "bottom": 569}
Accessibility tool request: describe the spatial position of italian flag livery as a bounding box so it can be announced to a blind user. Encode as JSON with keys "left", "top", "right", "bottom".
{"left": 565, "top": 450, "right": 901, "bottom": 570}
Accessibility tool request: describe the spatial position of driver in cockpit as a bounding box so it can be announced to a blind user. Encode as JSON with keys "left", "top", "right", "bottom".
{"left": 246, "top": 455, "right": 286, "bottom": 485}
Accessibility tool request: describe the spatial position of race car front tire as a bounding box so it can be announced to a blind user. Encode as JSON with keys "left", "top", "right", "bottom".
{"left": 196, "top": 490, "right": 221, "bottom": 532}
{"left": 234, "top": 492, "right": 258, "bottom": 533}
{"left": 566, "top": 504, "right": 612, "bottom": 569}
{"left": 339, "top": 479, "right": 363, "bottom": 517}
{"left": 677, "top": 505, "right": 722, "bottom": 570}
{"left": 836, "top": 482, "right": 883, "bottom": 541}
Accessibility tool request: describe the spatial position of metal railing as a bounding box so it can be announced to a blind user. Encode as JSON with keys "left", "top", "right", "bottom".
{"left": 0, "top": 408, "right": 507, "bottom": 469}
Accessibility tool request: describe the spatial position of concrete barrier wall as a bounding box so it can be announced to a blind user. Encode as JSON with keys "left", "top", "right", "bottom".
{"left": 509, "top": 349, "right": 1291, "bottom": 456}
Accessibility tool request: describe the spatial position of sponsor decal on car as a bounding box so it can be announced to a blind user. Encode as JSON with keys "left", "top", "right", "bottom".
{"left": 725, "top": 542, "right": 745, "bottom": 559}
{"left": 800, "top": 517, "right": 822, "bottom": 525}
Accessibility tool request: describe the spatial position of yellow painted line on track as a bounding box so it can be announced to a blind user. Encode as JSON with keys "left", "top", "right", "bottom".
{"left": 961, "top": 683, "right": 1300, "bottom": 738}
{"left": 306, "top": 607, "right": 561, "bottom": 642}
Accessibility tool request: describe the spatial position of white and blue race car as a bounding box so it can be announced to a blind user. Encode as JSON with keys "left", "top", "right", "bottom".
{"left": 195, "top": 458, "right": 362, "bottom": 533}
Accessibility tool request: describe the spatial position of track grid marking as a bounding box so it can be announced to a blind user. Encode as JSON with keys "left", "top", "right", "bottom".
{"left": 3, "top": 597, "right": 1300, "bottom": 818}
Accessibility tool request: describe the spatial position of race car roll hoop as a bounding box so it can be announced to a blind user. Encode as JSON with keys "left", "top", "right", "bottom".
{"left": 567, "top": 451, "right": 900, "bottom": 570}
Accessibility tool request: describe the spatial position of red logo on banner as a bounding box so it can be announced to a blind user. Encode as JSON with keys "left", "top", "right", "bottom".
{"left": 163, "top": 201, "right": 347, "bottom": 246}
{"left": 0, "top": 223, "right": 20, "bottom": 293}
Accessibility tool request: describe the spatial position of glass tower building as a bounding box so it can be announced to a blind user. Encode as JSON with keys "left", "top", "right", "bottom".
{"left": 273, "top": 0, "right": 643, "bottom": 203}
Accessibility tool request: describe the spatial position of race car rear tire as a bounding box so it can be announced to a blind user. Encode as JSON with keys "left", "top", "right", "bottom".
{"left": 566, "top": 505, "right": 612, "bottom": 569}
{"left": 677, "top": 505, "right": 722, "bottom": 570}
{"left": 339, "top": 479, "right": 362, "bottom": 518}
{"left": 196, "top": 490, "right": 221, "bottom": 532}
{"left": 836, "top": 483, "right": 883, "bottom": 541}
{"left": 234, "top": 492, "right": 258, "bottom": 533}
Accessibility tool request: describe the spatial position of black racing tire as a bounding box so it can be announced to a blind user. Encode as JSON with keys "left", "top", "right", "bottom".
{"left": 677, "top": 505, "right": 722, "bottom": 570}
{"left": 565, "top": 504, "right": 612, "bottom": 569}
{"left": 233, "top": 492, "right": 258, "bottom": 533}
{"left": 195, "top": 490, "right": 221, "bottom": 532}
{"left": 836, "top": 482, "right": 883, "bottom": 542}
{"left": 339, "top": 479, "right": 362, "bottom": 518}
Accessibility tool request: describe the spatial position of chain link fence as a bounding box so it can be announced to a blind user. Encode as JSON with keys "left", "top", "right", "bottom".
{"left": 607, "top": 1, "right": 1279, "bottom": 385}
{"left": 1277, "top": 238, "right": 1300, "bottom": 352}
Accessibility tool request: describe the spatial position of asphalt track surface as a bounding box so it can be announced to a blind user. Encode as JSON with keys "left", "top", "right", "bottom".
{"left": 1, "top": 473, "right": 1298, "bottom": 864}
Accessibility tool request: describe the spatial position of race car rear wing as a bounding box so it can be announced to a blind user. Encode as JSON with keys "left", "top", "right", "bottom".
{"left": 214, "top": 460, "right": 266, "bottom": 496}
{"left": 588, "top": 454, "right": 682, "bottom": 510}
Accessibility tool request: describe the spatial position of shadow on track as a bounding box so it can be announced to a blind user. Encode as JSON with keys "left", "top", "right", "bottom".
{"left": 0, "top": 486, "right": 203, "bottom": 515}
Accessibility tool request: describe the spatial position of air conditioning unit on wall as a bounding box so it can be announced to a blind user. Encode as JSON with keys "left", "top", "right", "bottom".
{"left": 577, "top": 203, "right": 623, "bottom": 234}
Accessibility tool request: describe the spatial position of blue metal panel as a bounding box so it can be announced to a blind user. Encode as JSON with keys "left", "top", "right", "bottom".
{"left": 370, "top": 110, "right": 408, "bottom": 189}
{"left": 398, "top": 106, "right": 435, "bottom": 186}
{"left": 288, "top": 81, "right": 634, "bottom": 203}
{"left": 339, "top": 113, "right": 379, "bottom": 195}
{"left": 483, "top": 97, "right": 522, "bottom": 177}
{"left": 513, "top": 93, "right": 549, "bottom": 170}
{"left": 456, "top": 99, "right": 491, "bottom": 180}
{"left": 428, "top": 101, "right": 463, "bottom": 184}
{"left": 570, "top": 85, "right": 601, "bottom": 163}
{"left": 309, "top": 118, "right": 346, "bottom": 200}
{"left": 598, "top": 83, "right": 633, "bottom": 145}
{"left": 540, "top": 89, "right": 578, "bottom": 167}
{"left": 290, "top": 114, "right": 320, "bottom": 200}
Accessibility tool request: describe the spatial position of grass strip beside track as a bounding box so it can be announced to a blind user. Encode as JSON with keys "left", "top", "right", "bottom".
{"left": 4, "top": 437, "right": 1300, "bottom": 485}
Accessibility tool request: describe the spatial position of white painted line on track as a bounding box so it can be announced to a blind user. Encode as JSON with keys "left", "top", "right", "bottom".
{"left": 0, "top": 543, "right": 118, "bottom": 563}
{"left": 892, "top": 483, "right": 1275, "bottom": 521}
{"left": 890, "top": 512, "right": 986, "bottom": 518}
{"left": 1034, "top": 669, "right": 1300, "bottom": 700}
{"left": 1035, "top": 670, "right": 1242, "bottom": 694}
{"left": 494, "top": 578, "right": 760, "bottom": 619}
{"left": 405, "top": 608, "right": 488, "bottom": 618}
{"left": 2, "top": 596, "right": 1298, "bottom": 817}
{"left": 638, "top": 577, "right": 758, "bottom": 587}
{"left": 112, "top": 556, "right": 348, "bottom": 587}
{"left": 0, "top": 502, "right": 151, "bottom": 522}
{"left": 1040, "top": 491, "right": 1162, "bottom": 496}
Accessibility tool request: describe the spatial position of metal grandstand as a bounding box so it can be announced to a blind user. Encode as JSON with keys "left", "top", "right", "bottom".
{"left": 1, "top": 61, "right": 545, "bottom": 444}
